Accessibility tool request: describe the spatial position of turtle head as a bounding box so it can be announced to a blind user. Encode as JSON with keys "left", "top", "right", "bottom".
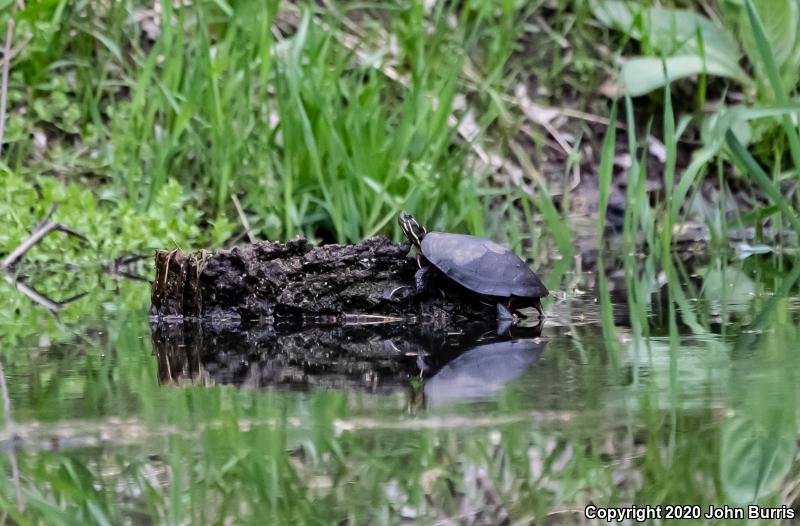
{"left": 398, "top": 211, "right": 426, "bottom": 248}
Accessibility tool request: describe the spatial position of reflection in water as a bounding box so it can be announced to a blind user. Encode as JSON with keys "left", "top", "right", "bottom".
{"left": 153, "top": 321, "right": 422, "bottom": 391}
{"left": 151, "top": 319, "right": 542, "bottom": 398}
{"left": 7, "top": 256, "right": 800, "bottom": 523}
{"left": 423, "top": 338, "right": 544, "bottom": 407}
{"left": 719, "top": 264, "right": 800, "bottom": 504}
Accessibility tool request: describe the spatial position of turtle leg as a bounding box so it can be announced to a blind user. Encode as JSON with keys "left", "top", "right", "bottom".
{"left": 496, "top": 317, "right": 513, "bottom": 336}
{"left": 414, "top": 265, "right": 432, "bottom": 294}
{"left": 416, "top": 352, "right": 429, "bottom": 378}
{"left": 496, "top": 302, "right": 514, "bottom": 321}
{"left": 507, "top": 297, "right": 528, "bottom": 319}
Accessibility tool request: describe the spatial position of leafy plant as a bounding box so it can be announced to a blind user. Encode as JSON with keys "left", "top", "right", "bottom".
{"left": 592, "top": 0, "right": 800, "bottom": 101}
{"left": 592, "top": 0, "right": 749, "bottom": 96}
{"left": 1, "top": 1, "right": 552, "bottom": 244}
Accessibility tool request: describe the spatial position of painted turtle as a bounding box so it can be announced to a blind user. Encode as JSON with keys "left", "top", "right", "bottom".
{"left": 398, "top": 211, "right": 548, "bottom": 319}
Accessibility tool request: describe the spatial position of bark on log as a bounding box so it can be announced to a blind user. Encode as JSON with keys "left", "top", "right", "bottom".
{"left": 150, "top": 236, "right": 495, "bottom": 324}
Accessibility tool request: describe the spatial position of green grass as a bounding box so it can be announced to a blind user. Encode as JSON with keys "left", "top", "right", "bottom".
{"left": 2, "top": 252, "right": 800, "bottom": 524}
{"left": 3, "top": 2, "right": 800, "bottom": 522}
{"left": 2, "top": 0, "right": 799, "bottom": 258}
{"left": 3, "top": 0, "right": 582, "bottom": 246}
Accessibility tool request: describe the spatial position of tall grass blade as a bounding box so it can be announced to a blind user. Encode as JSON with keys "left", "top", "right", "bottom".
{"left": 744, "top": 0, "right": 800, "bottom": 176}
{"left": 597, "top": 255, "right": 622, "bottom": 368}
{"left": 661, "top": 73, "right": 676, "bottom": 257}
{"left": 725, "top": 130, "right": 800, "bottom": 235}
{"left": 597, "top": 101, "right": 618, "bottom": 243}
{"left": 534, "top": 186, "right": 573, "bottom": 261}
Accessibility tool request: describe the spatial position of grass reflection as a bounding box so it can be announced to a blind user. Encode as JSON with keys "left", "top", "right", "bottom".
{"left": 1, "top": 256, "right": 800, "bottom": 523}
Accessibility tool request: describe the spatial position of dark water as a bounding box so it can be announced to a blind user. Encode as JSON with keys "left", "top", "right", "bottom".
{"left": 1, "top": 254, "right": 799, "bottom": 524}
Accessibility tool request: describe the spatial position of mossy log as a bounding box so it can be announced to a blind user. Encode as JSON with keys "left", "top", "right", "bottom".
{"left": 150, "top": 236, "right": 494, "bottom": 324}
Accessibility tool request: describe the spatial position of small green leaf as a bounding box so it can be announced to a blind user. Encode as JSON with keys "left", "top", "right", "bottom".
{"left": 621, "top": 55, "right": 748, "bottom": 96}
{"left": 593, "top": 1, "right": 743, "bottom": 60}
{"left": 721, "top": 410, "right": 796, "bottom": 503}
{"left": 591, "top": 0, "right": 642, "bottom": 35}
{"left": 701, "top": 266, "right": 755, "bottom": 312}
{"left": 739, "top": 0, "right": 800, "bottom": 95}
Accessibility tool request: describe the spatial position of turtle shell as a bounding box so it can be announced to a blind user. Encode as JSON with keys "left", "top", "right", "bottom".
{"left": 420, "top": 232, "right": 549, "bottom": 299}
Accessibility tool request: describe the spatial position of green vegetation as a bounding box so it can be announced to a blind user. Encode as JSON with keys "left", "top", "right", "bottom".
{"left": 594, "top": 0, "right": 800, "bottom": 248}
{"left": 1, "top": 256, "right": 799, "bottom": 524}
{"left": 1, "top": 0, "right": 563, "bottom": 245}
{"left": 3, "top": 0, "right": 800, "bottom": 523}
{"left": 2, "top": 1, "right": 799, "bottom": 267}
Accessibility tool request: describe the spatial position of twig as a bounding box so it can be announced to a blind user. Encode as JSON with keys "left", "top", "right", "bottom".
{"left": 103, "top": 253, "right": 150, "bottom": 282}
{"left": 1, "top": 215, "right": 90, "bottom": 312}
{"left": 224, "top": 228, "right": 252, "bottom": 248}
{"left": 231, "top": 194, "right": 256, "bottom": 244}
{"left": 34, "top": 203, "right": 58, "bottom": 230}
{"left": 106, "top": 270, "right": 149, "bottom": 282}
{"left": 0, "top": 19, "right": 14, "bottom": 161}
{"left": 3, "top": 275, "right": 60, "bottom": 311}
{"left": 1, "top": 221, "right": 88, "bottom": 271}
{"left": 3, "top": 274, "right": 87, "bottom": 314}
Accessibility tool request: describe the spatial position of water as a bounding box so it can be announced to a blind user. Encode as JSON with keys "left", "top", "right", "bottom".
{"left": 1, "top": 254, "right": 799, "bottom": 524}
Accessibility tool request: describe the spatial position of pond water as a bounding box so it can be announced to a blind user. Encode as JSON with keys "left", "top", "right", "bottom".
{"left": 1, "top": 253, "right": 799, "bottom": 524}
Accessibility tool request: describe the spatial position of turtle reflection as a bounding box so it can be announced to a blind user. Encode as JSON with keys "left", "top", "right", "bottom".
{"left": 420, "top": 324, "right": 545, "bottom": 407}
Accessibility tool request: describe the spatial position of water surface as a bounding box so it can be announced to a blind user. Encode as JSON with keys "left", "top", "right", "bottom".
{"left": 1, "top": 254, "right": 798, "bottom": 524}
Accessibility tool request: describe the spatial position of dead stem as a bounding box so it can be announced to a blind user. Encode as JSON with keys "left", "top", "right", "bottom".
{"left": 231, "top": 193, "right": 256, "bottom": 244}
{"left": 0, "top": 19, "right": 14, "bottom": 161}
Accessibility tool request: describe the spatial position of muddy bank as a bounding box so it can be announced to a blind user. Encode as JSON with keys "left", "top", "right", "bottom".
{"left": 150, "top": 236, "right": 497, "bottom": 324}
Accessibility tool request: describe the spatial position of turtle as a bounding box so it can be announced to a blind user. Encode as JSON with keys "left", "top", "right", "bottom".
{"left": 398, "top": 211, "right": 549, "bottom": 319}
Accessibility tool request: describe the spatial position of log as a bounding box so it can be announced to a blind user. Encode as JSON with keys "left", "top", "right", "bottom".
{"left": 150, "top": 236, "right": 495, "bottom": 324}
